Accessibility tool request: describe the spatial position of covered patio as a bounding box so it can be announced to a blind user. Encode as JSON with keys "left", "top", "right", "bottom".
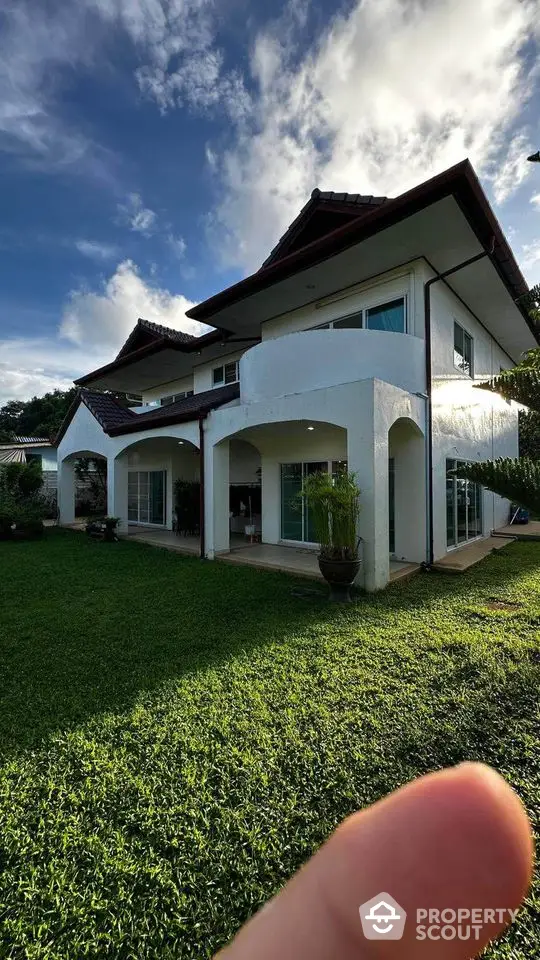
{"left": 120, "top": 527, "right": 420, "bottom": 583}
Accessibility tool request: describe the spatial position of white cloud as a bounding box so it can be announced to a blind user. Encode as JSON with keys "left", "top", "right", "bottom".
{"left": 0, "top": 2, "right": 118, "bottom": 182}
{"left": 492, "top": 132, "right": 534, "bottom": 204}
{"left": 166, "top": 233, "right": 187, "bottom": 259}
{"left": 117, "top": 193, "right": 157, "bottom": 235}
{"left": 531, "top": 193, "right": 540, "bottom": 209}
{"left": 0, "top": 340, "right": 103, "bottom": 407}
{"left": 75, "top": 239, "right": 118, "bottom": 260}
{"left": 522, "top": 241, "right": 540, "bottom": 269}
{"left": 60, "top": 260, "right": 209, "bottom": 350}
{"left": 206, "top": 0, "right": 539, "bottom": 272}
{"left": 0, "top": 262, "right": 210, "bottom": 405}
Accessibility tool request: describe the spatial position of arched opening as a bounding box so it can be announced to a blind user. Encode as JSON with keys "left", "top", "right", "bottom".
{"left": 116, "top": 435, "right": 199, "bottom": 532}
{"left": 229, "top": 439, "right": 262, "bottom": 543}
{"left": 58, "top": 450, "right": 107, "bottom": 526}
{"left": 209, "top": 420, "right": 348, "bottom": 561}
{"left": 388, "top": 417, "right": 426, "bottom": 564}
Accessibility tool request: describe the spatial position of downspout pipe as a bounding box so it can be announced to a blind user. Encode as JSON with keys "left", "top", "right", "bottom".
{"left": 199, "top": 414, "right": 207, "bottom": 560}
{"left": 423, "top": 246, "right": 493, "bottom": 567}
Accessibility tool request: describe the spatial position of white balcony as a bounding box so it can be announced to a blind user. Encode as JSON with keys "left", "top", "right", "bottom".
{"left": 240, "top": 329, "right": 426, "bottom": 403}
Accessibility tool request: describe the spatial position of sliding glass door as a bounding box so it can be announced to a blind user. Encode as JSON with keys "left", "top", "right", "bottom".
{"left": 128, "top": 470, "right": 166, "bottom": 525}
{"left": 446, "top": 460, "right": 482, "bottom": 547}
{"left": 280, "top": 461, "right": 347, "bottom": 543}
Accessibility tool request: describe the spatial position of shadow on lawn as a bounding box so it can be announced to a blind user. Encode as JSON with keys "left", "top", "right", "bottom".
{"left": 0, "top": 530, "right": 539, "bottom": 758}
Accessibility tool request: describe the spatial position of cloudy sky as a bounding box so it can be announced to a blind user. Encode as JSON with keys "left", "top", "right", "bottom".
{"left": 1, "top": 0, "right": 540, "bottom": 404}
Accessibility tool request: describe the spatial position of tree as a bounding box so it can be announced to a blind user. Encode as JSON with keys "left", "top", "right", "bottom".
{"left": 74, "top": 457, "right": 107, "bottom": 514}
{"left": 0, "top": 388, "right": 76, "bottom": 442}
{"left": 457, "top": 287, "right": 540, "bottom": 512}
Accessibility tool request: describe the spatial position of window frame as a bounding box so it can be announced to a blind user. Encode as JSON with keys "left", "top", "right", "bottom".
{"left": 446, "top": 458, "right": 483, "bottom": 549}
{"left": 312, "top": 294, "right": 408, "bottom": 334}
{"left": 453, "top": 321, "right": 474, "bottom": 378}
{"left": 160, "top": 390, "right": 194, "bottom": 406}
{"left": 213, "top": 360, "right": 239, "bottom": 387}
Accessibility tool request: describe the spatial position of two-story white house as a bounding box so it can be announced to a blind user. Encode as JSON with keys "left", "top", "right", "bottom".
{"left": 56, "top": 160, "right": 539, "bottom": 590}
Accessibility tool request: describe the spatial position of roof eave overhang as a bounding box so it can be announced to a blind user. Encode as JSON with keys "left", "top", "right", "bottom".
{"left": 187, "top": 160, "right": 538, "bottom": 345}
{"left": 75, "top": 329, "right": 224, "bottom": 388}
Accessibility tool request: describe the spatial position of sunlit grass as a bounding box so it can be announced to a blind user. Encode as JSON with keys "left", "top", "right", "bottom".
{"left": 0, "top": 530, "right": 538, "bottom": 958}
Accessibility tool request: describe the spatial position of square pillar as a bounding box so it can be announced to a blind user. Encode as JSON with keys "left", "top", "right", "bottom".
{"left": 347, "top": 431, "right": 389, "bottom": 592}
{"left": 261, "top": 458, "right": 280, "bottom": 544}
{"left": 204, "top": 439, "right": 230, "bottom": 558}
{"left": 57, "top": 459, "right": 75, "bottom": 525}
{"left": 107, "top": 455, "right": 128, "bottom": 533}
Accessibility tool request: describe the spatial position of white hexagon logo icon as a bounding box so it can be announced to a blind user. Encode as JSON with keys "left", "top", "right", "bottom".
{"left": 359, "top": 893, "right": 406, "bottom": 940}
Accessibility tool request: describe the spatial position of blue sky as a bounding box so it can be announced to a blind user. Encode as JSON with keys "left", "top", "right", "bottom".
{"left": 1, "top": 0, "right": 540, "bottom": 404}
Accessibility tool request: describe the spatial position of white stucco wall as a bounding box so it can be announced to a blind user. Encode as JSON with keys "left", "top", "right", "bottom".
{"left": 240, "top": 328, "right": 425, "bottom": 402}
{"left": 429, "top": 278, "right": 519, "bottom": 560}
{"left": 141, "top": 375, "right": 194, "bottom": 405}
{"left": 229, "top": 439, "right": 261, "bottom": 484}
{"left": 261, "top": 264, "right": 425, "bottom": 339}
{"left": 206, "top": 379, "right": 425, "bottom": 589}
{"left": 193, "top": 349, "right": 247, "bottom": 393}
{"left": 28, "top": 446, "right": 57, "bottom": 470}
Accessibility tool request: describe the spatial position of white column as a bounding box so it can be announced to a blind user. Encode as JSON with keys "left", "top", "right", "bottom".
{"left": 261, "top": 458, "right": 280, "bottom": 544}
{"left": 107, "top": 455, "right": 129, "bottom": 533}
{"left": 347, "top": 429, "right": 389, "bottom": 592}
{"left": 57, "top": 458, "right": 76, "bottom": 525}
{"left": 204, "top": 438, "right": 230, "bottom": 557}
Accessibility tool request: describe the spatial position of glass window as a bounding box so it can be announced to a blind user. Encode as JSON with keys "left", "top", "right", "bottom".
{"left": 334, "top": 311, "right": 363, "bottom": 330}
{"left": 454, "top": 322, "right": 473, "bottom": 377}
{"left": 224, "top": 361, "right": 239, "bottom": 384}
{"left": 127, "top": 471, "right": 166, "bottom": 525}
{"left": 213, "top": 362, "right": 238, "bottom": 387}
{"left": 161, "top": 395, "right": 174, "bottom": 406}
{"left": 280, "top": 463, "right": 303, "bottom": 541}
{"left": 366, "top": 298, "right": 405, "bottom": 333}
{"left": 25, "top": 453, "right": 42, "bottom": 467}
{"left": 446, "top": 458, "right": 482, "bottom": 547}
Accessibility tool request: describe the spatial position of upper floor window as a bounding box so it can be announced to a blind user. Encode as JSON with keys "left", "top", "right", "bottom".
{"left": 454, "top": 321, "right": 473, "bottom": 377}
{"left": 315, "top": 296, "right": 406, "bottom": 333}
{"left": 25, "top": 453, "right": 42, "bottom": 467}
{"left": 213, "top": 360, "right": 239, "bottom": 386}
{"left": 160, "top": 390, "right": 194, "bottom": 406}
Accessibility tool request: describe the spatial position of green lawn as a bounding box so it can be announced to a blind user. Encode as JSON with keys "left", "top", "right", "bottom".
{"left": 0, "top": 530, "right": 539, "bottom": 959}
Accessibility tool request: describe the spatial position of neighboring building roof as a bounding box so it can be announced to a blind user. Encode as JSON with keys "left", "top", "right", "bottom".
{"left": 261, "top": 188, "right": 388, "bottom": 268}
{"left": 0, "top": 448, "right": 26, "bottom": 464}
{"left": 115, "top": 317, "right": 197, "bottom": 360}
{"left": 55, "top": 384, "right": 240, "bottom": 444}
{"left": 12, "top": 436, "right": 51, "bottom": 444}
{"left": 187, "top": 160, "right": 536, "bottom": 342}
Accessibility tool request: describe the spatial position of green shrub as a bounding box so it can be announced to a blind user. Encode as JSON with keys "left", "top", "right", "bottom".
{"left": 0, "top": 465, "right": 48, "bottom": 540}
{"left": 300, "top": 469, "right": 361, "bottom": 560}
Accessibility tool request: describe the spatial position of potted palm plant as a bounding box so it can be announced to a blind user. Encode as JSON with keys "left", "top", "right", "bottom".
{"left": 300, "top": 469, "right": 362, "bottom": 601}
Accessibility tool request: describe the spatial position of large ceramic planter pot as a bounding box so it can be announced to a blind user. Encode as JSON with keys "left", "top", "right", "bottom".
{"left": 318, "top": 557, "right": 362, "bottom": 602}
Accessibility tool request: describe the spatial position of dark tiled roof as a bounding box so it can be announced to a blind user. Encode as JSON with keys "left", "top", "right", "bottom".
{"left": 313, "top": 189, "right": 388, "bottom": 206}
{"left": 261, "top": 189, "right": 389, "bottom": 268}
{"left": 80, "top": 390, "right": 137, "bottom": 431}
{"left": 56, "top": 385, "right": 239, "bottom": 444}
{"left": 135, "top": 318, "right": 196, "bottom": 344}
{"left": 115, "top": 317, "right": 196, "bottom": 360}
{"left": 108, "top": 383, "right": 240, "bottom": 436}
